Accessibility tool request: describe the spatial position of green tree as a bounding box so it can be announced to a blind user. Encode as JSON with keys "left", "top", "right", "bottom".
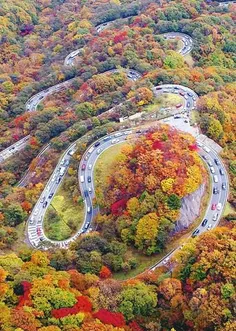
{"left": 119, "top": 283, "right": 157, "bottom": 320}
{"left": 167, "top": 194, "right": 181, "bottom": 210}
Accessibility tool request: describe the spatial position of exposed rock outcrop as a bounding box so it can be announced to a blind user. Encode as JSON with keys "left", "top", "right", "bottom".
{"left": 174, "top": 183, "right": 206, "bottom": 232}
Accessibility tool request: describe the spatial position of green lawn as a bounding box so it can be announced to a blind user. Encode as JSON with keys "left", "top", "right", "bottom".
{"left": 223, "top": 202, "right": 235, "bottom": 217}
{"left": 144, "top": 94, "right": 182, "bottom": 116}
{"left": 44, "top": 185, "right": 84, "bottom": 241}
{"left": 94, "top": 142, "right": 127, "bottom": 187}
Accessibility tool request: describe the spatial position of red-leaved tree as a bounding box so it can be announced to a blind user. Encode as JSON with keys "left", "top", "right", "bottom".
{"left": 93, "top": 309, "right": 125, "bottom": 327}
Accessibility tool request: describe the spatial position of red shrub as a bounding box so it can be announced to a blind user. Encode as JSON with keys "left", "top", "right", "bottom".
{"left": 189, "top": 144, "right": 198, "bottom": 151}
{"left": 129, "top": 321, "right": 144, "bottom": 331}
{"left": 93, "top": 309, "right": 125, "bottom": 327}
{"left": 152, "top": 140, "right": 164, "bottom": 150}
{"left": 111, "top": 199, "right": 127, "bottom": 215}
{"left": 113, "top": 31, "right": 127, "bottom": 44}
{"left": 52, "top": 296, "right": 92, "bottom": 319}
{"left": 99, "top": 266, "right": 112, "bottom": 279}
{"left": 17, "top": 281, "right": 32, "bottom": 307}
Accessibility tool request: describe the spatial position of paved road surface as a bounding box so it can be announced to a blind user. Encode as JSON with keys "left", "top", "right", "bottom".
{"left": 26, "top": 83, "right": 228, "bottom": 256}
{"left": 163, "top": 32, "right": 193, "bottom": 56}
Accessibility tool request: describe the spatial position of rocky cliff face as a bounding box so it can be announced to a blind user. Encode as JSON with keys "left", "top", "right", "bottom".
{"left": 174, "top": 183, "right": 206, "bottom": 232}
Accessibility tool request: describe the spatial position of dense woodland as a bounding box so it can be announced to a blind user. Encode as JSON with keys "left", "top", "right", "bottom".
{"left": 95, "top": 126, "right": 206, "bottom": 255}
{"left": 0, "top": 223, "right": 235, "bottom": 330}
{"left": 0, "top": 0, "right": 235, "bottom": 329}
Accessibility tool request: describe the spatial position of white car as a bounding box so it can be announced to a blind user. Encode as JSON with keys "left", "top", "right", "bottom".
{"left": 33, "top": 208, "right": 39, "bottom": 216}
{"left": 210, "top": 167, "right": 215, "bottom": 174}
{"left": 88, "top": 187, "right": 92, "bottom": 193}
{"left": 29, "top": 218, "right": 34, "bottom": 225}
{"left": 207, "top": 224, "right": 212, "bottom": 231}
{"left": 88, "top": 164, "right": 92, "bottom": 170}
{"left": 217, "top": 203, "right": 222, "bottom": 211}
{"left": 203, "top": 146, "right": 210, "bottom": 153}
{"left": 212, "top": 213, "right": 218, "bottom": 221}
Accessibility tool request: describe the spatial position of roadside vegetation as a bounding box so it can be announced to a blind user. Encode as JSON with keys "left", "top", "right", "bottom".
{"left": 44, "top": 185, "right": 84, "bottom": 241}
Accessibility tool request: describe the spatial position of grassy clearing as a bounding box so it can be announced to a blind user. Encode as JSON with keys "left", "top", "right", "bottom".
{"left": 145, "top": 94, "right": 182, "bottom": 114}
{"left": 44, "top": 185, "right": 84, "bottom": 241}
{"left": 184, "top": 53, "right": 194, "bottom": 67}
{"left": 94, "top": 142, "right": 127, "bottom": 187}
{"left": 190, "top": 109, "right": 200, "bottom": 125}
{"left": 223, "top": 202, "right": 235, "bottom": 217}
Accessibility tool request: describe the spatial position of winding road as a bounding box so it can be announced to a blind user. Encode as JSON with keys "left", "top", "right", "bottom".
{"left": 27, "top": 84, "right": 229, "bottom": 268}
{"left": 0, "top": 29, "right": 192, "bottom": 164}
{"left": 0, "top": 10, "right": 230, "bottom": 272}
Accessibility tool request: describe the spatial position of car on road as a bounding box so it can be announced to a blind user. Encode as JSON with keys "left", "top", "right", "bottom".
{"left": 219, "top": 168, "right": 224, "bottom": 176}
{"left": 201, "top": 155, "right": 207, "bottom": 160}
{"left": 163, "top": 257, "right": 170, "bottom": 264}
{"left": 97, "top": 148, "right": 102, "bottom": 154}
{"left": 214, "top": 158, "right": 220, "bottom": 166}
{"left": 33, "top": 208, "right": 39, "bottom": 216}
{"left": 211, "top": 204, "right": 217, "bottom": 210}
{"left": 187, "top": 92, "right": 193, "bottom": 97}
{"left": 212, "top": 213, "right": 218, "bottom": 221}
{"left": 43, "top": 201, "right": 48, "bottom": 208}
{"left": 114, "top": 132, "right": 122, "bottom": 137}
{"left": 208, "top": 160, "right": 213, "bottom": 166}
{"left": 88, "top": 187, "right": 92, "bottom": 194}
{"left": 68, "top": 149, "right": 75, "bottom": 156}
{"left": 202, "top": 219, "right": 208, "bottom": 227}
{"left": 84, "top": 190, "right": 89, "bottom": 197}
{"left": 213, "top": 187, "right": 219, "bottom": 194}
{"left": 217, "top": 202, "right": 222, "bottom": 211}
{"left": 56, "top": 177, "right": 61, "bottom": 184}
{"left": 174, "top": 115, "right": 181, "bottom": 119}
{"left": 210, "top": 167, "right": 215, "bottom": 174}
{"left": 94, "top": 141, "right": 100, "bottom": 147}
{"left": 103, "top": 136, "right": 111, "bottom": 141}
{"left": 192, "top": 229, "right": 200, "bottom": 237}
{"left": 87, "top": 176, "right": 91, "bottom": 183}
{"left": 29, "top": 217, "right": 34, "bottom": 224}
{"left": 87, "top": 207, "right": 91, "bottom": 214}
{"left": 207, "top": 224, "right": 212, "bottom": 231}
{"left": 40, "top": 196, "right": 46, "bottom": 203}
{"left": 176, "top": 104, "right": 182, "bottom": 109}
{"left": 48, "top": 192, "right": 54, "bottom": 199}
{"left": 203, "top": 146, "right": 210, "bottom": 153}
{"left": 222, "top": 183, "right": 226, "bottom": 190}
{"left": 187, "top": 102, "right": 191, "bottom": 107}
{"left": 88, "top": 164, "right": 92, "bottom": 170}
{"left": 213, "top": 175, "right": 218, "bottom": 183}
{"left": 82, "top": 164, "right": 86, "bottom": 170}
{"left": 184, "top": 119, "right": 188, "bottom": 123}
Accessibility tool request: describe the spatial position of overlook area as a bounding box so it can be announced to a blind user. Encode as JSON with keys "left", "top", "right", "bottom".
{"left": 0, "top": 0, "right": 235, "bottom": 330}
